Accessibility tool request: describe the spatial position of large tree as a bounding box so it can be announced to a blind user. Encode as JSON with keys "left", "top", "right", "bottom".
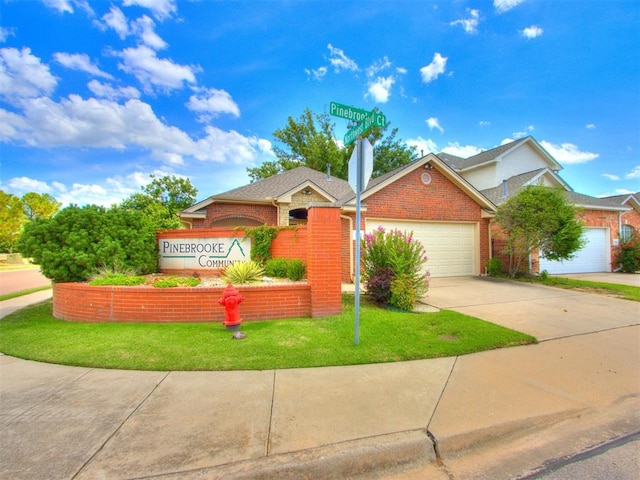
{"left": 120, "top": 174, "right": 197, "bottom": 230}
{"left": 0, "top": 191, "right": 25, "bottom": 253}
{"left": 247, "top": 108, "right": 418, "bottom": 182}
{"left": 495, "top": 186, "right": 585, "bottom": 276}
{"left": 22, "top": 192, "right": 61, "bottom": 220}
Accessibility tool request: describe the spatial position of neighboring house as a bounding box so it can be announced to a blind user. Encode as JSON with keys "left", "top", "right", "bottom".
{"left": 180, "top": 136, "right": 640, "bottom": 278}
{"left": 439, "top": 136, "right": 639, "bottom": 274}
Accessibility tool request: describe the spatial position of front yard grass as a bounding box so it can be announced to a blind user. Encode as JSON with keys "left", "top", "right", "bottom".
{"left": 517, "top": 276, "right": 640, "bottom": 302}
{"left": 0, "top": 295, "right": 536, "bottom": 371}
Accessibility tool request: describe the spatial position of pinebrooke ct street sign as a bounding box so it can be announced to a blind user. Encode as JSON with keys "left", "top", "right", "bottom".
{"left": 329, "top": 101, "right": 386, "bottom": 145}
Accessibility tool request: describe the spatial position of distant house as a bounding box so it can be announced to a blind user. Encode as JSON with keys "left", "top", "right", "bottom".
{"left": 439, "top": 136, "right": 638, "bottom": 274}
{"left": 180, "top": 136, "right": 640, "bottom": 279}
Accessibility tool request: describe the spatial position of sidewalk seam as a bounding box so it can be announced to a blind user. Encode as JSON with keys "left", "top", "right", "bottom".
{"left": 266, "top": 369, "right": 276, "bottom": 456}
{"left": 70, "top": 371, "right": 171, "bottom": 480}
{"left": 537, "top": 323, "right": 640, "bottom": 343}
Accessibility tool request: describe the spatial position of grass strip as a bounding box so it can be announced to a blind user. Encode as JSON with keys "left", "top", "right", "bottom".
{"left": 0, "top": 296, "right": 536, "bottom": 371}
{"left": 0, "top": 286, "right": 52, "bottom": 302}
{"left": 516, "top": 276, "right": 640, "bottom": 302}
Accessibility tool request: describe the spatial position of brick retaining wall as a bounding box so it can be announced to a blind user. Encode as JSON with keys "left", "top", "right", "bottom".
{"left": 53, "top": 282, "right": 311, "bottom": 323}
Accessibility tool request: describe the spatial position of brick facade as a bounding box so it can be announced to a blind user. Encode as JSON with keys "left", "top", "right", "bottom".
{"left": 190, "top": 202, "right": 277, "bottom": 228}
{"left": 307, "top": 206, "right": 342, "bottom": 317}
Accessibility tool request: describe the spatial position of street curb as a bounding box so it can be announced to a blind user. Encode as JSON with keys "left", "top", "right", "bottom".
{"left": 138, "top": 430, "right": 435, "bottom": 480}
{"left": 431, "top": 407, "right": 587, "bottom": 457}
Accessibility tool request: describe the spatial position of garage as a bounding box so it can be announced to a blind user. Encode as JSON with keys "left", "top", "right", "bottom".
{"left": 539, "top": 228, "right": 610, "bottom": 274}
{"left": 367, "top": 219, "right": 477, "bottom": 277}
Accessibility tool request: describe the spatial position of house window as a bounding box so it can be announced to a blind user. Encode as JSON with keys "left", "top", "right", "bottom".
{"left": 620, "top": 224, "right": 634, "bottom": 242}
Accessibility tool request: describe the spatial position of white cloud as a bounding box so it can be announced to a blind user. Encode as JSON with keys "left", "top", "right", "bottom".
{"left": 396, "top": 67, "right": 407, "bottom": 75}
{"left": 87, "top": 80, "right": 141, "bottom": 99}
{"left": 100, "top": 6, "right": 130, "bottom": 38}
{"left": 186, "top": 87, "right": 241, "bottom": 121}
{"left": 327, "top": 44, "right": 358, "bottom": 72}
{"left": 0, "top": 27, "right": 15, "bottom": 43}
{"left": 6, "top": 176, "right": 53, "bottom": 194}
{"left": 2, "top": 94, "right": 271, "bottom": 167}
{"left": 602, "top": 173, "right": 620, "bottom": 181}
{"left": 479, "top": 120, "right": 491, "bottom": 126}
{"left": 194, "top": 126, "right": 274, "bottom": 164}
{"left": 540, "top": 140, "right": 599, "bottom": 164}
{"left": 626, "top": 166, "right": 640, "bottom": 179}
{"left": 41, "top": 0, "right": 73, "bottom": 14}
{"left": 406, "top": 136, "right": 439, "bottom": 156}
{"left": 521, "top": 25, "right": 543, "bottom": 39}
{"left": 114, "top": 45, "right": 199, "bottom": 92}
{"left": 366, "top": 56, "right": 392, "bottom": 78}
{"left": 4, "top": 169, "right": 177, "bottom": 207}
{"left": 41, "top": 0, "right": 94, "bottom": 16}
{"left": 420, "top": 53, "right": 447, "bottom": 83}
{"left": 450, "top": 9, "right": 480, "bottom": 34}
{"left": 122, "top": 0, "right": 177, "bottom": 21}
{"left": 0, "top": 47, "right": 58, "bottom": 100}
{"left": 494, "top": 0, "right": 525, "bottom": 13}
{"left": 54, "top": 52, "right": 113, "bottom": 79}
{"left": 131, "top": 15, "right": 167, "bottom": 50}
{"left": 367, "top": 76, "right": 395, "bottom": 103}
{"left": 586, "top": 123, "right": 596, "bottom": 130}
{"left": 405, "top": 137, "right": 483, "bottom": 158}
{"left": 441, "top": 142, "right": 483, "bottom": 158}
{"left": 426, "top": 117, "right": 444, "bottom": 133}
{"left": 305, "top": 66, "right": 327, "bottom": 81}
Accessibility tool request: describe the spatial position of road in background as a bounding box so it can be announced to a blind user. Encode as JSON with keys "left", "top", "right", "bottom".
{"left": 0, "top": 269, "right": 51, "bottom": 295}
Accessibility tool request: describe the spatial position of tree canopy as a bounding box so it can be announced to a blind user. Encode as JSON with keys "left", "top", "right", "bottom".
{"left": 120, "top": 174, "right": 197, "bottom": 230}
{"left": 495, "top": 186, "right": 585, "bottom": 276}
{"left": 247, "top": 108, "right": 418, "bottom": 183}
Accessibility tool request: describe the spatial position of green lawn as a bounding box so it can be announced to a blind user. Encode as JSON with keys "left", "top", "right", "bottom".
{"left": 517, "top": 276, "right": 640, "bottom": 302}
{"left": 0, "top": 295, "right": 536, "bottom": 371}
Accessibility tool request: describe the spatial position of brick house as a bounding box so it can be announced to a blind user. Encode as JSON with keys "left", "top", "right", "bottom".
{"left": 180, "top": 136, "right": 640, "bottom": 278}
{"left": 440, "top": 136, "right": 639, "bottom": 274}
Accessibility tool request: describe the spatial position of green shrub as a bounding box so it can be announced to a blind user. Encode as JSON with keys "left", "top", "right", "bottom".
{"left": 222, "top": 260, "right": 265, "bottom": 284}
{"left": 286, "top": 259, "right": 306, "bottom": 281}
{"left": 153, "top": 276, "right": 201, "bottom": 288}
{"left": 265, "top": 257, "right": 288, "bottom": 277}
{"left": 390, "top": 274, "right": 417, "bottom": 311}
{"left": 361, "top": 227, "right": 429, "bottom": 311}
{"left": 486, "top": 257, "right": 503, "bottom": 277}
{"left": 17, "top": 204, "right": 158, "bottom": 283}
{"left": 89, "top": 274, "right": 147, "bottom": 286}
{"left": 617, "top": 233, "right": 640, "bottom": 273}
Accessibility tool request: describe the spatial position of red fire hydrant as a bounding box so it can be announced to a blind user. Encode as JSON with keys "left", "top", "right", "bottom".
{"left": 218, "top": 284, "right": 245, "bottom": 337}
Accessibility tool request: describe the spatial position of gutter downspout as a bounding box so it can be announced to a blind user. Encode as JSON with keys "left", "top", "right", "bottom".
{"left": 340, "top": 214, "right": 354, "bottom": 282}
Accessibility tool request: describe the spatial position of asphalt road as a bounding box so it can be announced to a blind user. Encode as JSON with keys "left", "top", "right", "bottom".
{"left": 0, "top": 269, "right": 51, "bottom": 295}
{"left": 521, "top": 432, "right": 640, "bottom": 480}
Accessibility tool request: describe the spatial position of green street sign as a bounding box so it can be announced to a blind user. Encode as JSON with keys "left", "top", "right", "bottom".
{"left": 330, "top": 101, "right": 386, "bottom": 130}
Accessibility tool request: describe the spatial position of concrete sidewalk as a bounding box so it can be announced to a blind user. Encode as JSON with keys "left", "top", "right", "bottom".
{"left": 1, "top": 279, "right": 639, "bottom": 479}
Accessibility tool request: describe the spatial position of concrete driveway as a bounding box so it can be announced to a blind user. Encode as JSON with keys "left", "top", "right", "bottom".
{"left": 424, "top": 276, "right": 639, "bottom": 340}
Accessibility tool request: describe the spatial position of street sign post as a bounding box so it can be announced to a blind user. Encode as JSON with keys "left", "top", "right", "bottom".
{"left": 329, "top": 101, "right": 387, "bottom": 345}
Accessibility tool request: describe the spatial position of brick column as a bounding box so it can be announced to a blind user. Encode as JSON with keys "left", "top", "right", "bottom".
{"left": 307, "top": 206, "right": 342, "bottom": 317}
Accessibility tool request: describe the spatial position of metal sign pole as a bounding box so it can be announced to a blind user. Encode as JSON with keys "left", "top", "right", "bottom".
{"left": 354, "top": 137, "right": 363, "bottom": 345}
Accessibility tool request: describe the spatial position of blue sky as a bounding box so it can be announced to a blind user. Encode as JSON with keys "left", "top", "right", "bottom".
{"left": 1, "top": 0, "right": 638, "bottom": 207}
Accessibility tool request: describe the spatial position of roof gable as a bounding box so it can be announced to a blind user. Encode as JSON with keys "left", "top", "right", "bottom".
{"left": 444, "top": 136, "right": 563, "bottom": 173}
{"left": 182, "top": 166, "right": 353, "bottom": 214}
{"left": 341, "top": 153, "right": 496, "bottom": 211}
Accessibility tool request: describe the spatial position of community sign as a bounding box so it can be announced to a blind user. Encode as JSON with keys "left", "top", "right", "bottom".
{"left": 158, "top": 237, "right": 251, "bottom": 270}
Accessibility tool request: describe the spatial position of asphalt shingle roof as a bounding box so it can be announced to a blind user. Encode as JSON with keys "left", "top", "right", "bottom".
{"left": 214, "top": 166, "right": 353, "bottom": 202}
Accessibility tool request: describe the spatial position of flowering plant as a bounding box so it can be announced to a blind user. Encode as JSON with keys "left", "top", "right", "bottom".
{"left": 361, "top": 226, "right": 429, "bottom": 311}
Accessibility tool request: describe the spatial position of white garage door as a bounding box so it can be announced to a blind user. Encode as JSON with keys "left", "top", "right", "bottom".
{"left": 367, "top": 220, "right": 477, "bottom": 277}
{"left": 539, "top": 228, "right": 609, "bottom": 274}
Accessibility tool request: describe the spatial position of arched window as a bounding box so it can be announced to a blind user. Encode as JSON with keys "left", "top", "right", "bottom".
{"left": 621, "top": 224, "right": 635, "bottom": 242}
